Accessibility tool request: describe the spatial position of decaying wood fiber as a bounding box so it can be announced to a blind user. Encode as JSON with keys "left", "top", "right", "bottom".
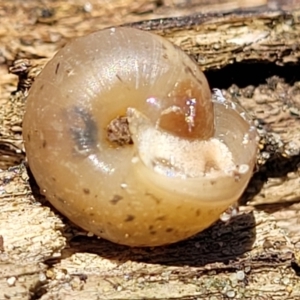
{"left": 1, "top": 1, "right": 300, "bottom": 299}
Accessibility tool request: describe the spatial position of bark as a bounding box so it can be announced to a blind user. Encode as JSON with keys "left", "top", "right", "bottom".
{"left": 1, "top": 1, "right": 300, "bottom": 299}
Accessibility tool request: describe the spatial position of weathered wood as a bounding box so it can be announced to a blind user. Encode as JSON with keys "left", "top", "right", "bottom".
{"left": 131, "top": 10, "right": 300, "bottom": 70}
{"left": 1, "top": 1, "right": 300, "bottom": 299}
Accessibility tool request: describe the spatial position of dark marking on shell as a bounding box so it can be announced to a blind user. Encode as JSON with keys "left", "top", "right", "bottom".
{"left": 55, "top": 62, "right": 60, "bottom": 75}
{"left": 125, "top": 215, "right": 135, "bottom": 222}
{"left": 116, "top": 74, "right": 123, "bottom": 82}
{"left": 97, "top": 228, "right": 105, "bottom": 234}
{"left": 57, "top": 197, "right": 65, "bottom": 203}
{"left": 146, "top": 192, "right": 161, "bottom": 204}
{"left": 66, "top": 68, "right": 73, "bottom": 76}
{"left": 83, "top": 188, "right": 90, "bottom": 195}
{"left": 42, "top": 140, "right": 47, "bottom": 148}
{"left": 184, "top": 65, "right": 193, "bottom": 76}
{"left": 110, "top": 195, "right": 123, "bottom": 205}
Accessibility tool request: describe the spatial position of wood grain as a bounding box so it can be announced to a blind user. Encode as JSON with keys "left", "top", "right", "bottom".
{"left": 1, "top": 1, "right": 300, "bottom": 299}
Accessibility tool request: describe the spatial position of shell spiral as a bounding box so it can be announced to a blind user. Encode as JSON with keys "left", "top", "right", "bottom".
{"left": 23, "top": 27, "right": 257, "bottom": 246}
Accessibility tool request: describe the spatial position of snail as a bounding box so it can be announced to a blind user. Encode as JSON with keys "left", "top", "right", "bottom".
{"left": 22, "top": 27, "right": 258, "bottom": 247}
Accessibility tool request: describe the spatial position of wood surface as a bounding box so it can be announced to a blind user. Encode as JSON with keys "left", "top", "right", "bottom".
{"left": 1, "top": 0, "right": 300, "bottom": 299}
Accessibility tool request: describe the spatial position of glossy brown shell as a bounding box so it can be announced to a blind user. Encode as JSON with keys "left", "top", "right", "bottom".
{"left": 23, "top": 27, "right": 257, "bottom": 246}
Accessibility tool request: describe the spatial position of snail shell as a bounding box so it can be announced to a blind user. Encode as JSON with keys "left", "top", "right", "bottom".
{"left": 23, "top": 27, "right": 257, "bottom": 247}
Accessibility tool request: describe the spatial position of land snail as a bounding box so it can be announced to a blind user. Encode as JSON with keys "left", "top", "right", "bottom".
{"left": 23, "top": 27, "right": 258, "bottom": 247}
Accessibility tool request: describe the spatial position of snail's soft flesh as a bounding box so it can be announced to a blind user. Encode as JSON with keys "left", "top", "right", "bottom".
{"left": 23, "top": 27, "right": 257, "bottom": 247}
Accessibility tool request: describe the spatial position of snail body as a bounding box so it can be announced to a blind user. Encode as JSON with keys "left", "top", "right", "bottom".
{"left": 23, "top": 27, "right": 257, "bottom": 247}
